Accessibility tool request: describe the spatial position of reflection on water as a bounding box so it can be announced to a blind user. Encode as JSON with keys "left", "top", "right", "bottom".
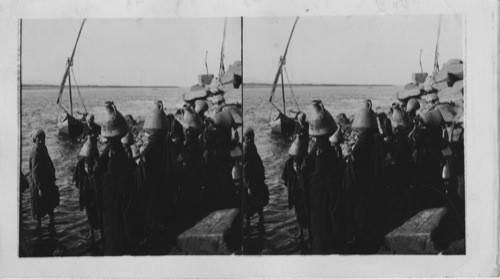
{"left": 20, "top": 87, "right": 243, "bottom": 257}
{"left": 243, "top": 85, "right": 396, "bottom": 255}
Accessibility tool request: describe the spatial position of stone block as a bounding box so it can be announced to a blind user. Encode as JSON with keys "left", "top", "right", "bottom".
{"left": 385, "top": 207, "right": 448, "bottom": 254}
{"left": 177, "top": 208, "right": 241, "bottom": 255}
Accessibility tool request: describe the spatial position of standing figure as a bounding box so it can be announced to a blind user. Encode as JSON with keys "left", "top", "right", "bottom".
{"left": 385, "top": 107, "right": 414, "bottom": 203}
{"left": 204, "top": 110, "right": 239, "bottom": 210}
{"left": 303, "top": 100, "right": 345, "bottom": 254}
{"left": 242, "top": 127, "right": 269, "bottom": 228}
{"left": 342, "top": 106, "right": 387, "bottom": 253}
{"left": 409, "top": 109, "right": 447, "bottom": 207}
{"left": 136, "top": 100, "right": 171, "bottom": 244}
{"left": 294, "top": 112, "right": 309, "bottom": 139}
{"left": 281, "top": 136, "right": 311, "bottom": 245}
{"left": 83, "top": 114, "right": 101, "bottom": 140}
{"left": 177, "top": 107, "right": 207, "bottom": 215}
{"left": 73, "top": 136, "right": 102, "bottom": 242}
{"left": 28, "top": 129, "right": 60, "bottom": 232}
{"left": 96, "top": 101, "right": 136, "bottom": 255}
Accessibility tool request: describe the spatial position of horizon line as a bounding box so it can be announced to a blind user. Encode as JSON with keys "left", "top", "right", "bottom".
{"left": 23, "top": 82, "right": 396, "bottom": 88}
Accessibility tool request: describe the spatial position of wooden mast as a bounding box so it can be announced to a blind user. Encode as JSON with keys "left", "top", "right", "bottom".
{"left": 68, "top": 58, "right": 73, "bottom": 116}
{"left": 219, "top": 18, "right": 228, "bottom": 79}
{"left": 433, "top": 15, "right": 442, "bottom": 77}
{"left": 280, "top": 57, "right": 286, "bottom": 116}
{"left": 56, "top": 19, "right": 86, "bottom": 113}
{"left": 269, "top": 17, "right": 299, "bottom": 113}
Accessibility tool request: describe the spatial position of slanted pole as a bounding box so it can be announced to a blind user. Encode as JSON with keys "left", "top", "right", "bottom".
{"left": 280, "top": 67, "right": 286, "bottom": 116}
{"left": 68, "top": 60, "right": 73, "bottom": 116}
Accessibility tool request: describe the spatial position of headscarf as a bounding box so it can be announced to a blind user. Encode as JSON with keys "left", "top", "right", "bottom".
{"left": 31, "top": 129, "right": 45, "bottom": 142}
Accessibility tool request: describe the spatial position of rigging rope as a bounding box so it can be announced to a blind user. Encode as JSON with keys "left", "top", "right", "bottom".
{"left": 283, "top": 66, "right": 300, "bottom": 113}
{"left": 70, "top": 66, "right": 88, "bottom": 114}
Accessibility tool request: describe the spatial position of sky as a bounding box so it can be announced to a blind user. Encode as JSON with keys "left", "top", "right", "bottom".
{"left": 23, "top": 18, "right": 241, "bottom": 87}
{"left": 23, "top": 15, "right": 463, "bottom": 87}
{"left": 244, "top": 15, "right": 463, "bottom": 85}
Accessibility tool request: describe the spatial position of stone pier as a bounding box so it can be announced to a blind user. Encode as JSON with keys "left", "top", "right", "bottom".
{"left": 177, "top": 208, "right": 241, "bottom": 255}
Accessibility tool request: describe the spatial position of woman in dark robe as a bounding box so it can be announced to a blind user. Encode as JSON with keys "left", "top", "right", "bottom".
{"left": 203, "top": 111, "right": 239, "bottom": 210}
{"left": 384, "top": 107, "right": 414, "bottom": 203}
{"left": 408, "top": 109, "right": 447, "bottom": 208}
{"left": 342, "top": 107, "right": 388, "bottom": 254}
{"left": 281, "top": 136, "right": 311, "bottom": 244}
{"left": 95, "top": 101, "right": 136, "bottom": 255}
{"left": 73, "top": 136, "right": 102, "bottom": 242}
{"left": 176, "top": 107, "right": 208, "bottom": 216}
{"left": 302, "top": 100, "right": 345, "bottom": 254}
{"left": 28, "top": 129, "right": 60, "bottom": 231}
{"left": 243, "top": 127, "right": 269, "bottom": 227}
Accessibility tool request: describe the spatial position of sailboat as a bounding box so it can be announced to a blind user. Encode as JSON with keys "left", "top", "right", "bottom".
{"left": 181, "top": 18, "right": 242, "bottom": 126}
{"left": 269, "top": 17, "right": 300, "bottom": 137}
{"left": 56, "top": 19, "right": 88, "bottom": 138}
{"left": 189, "top": 18, "right": 242, "bottom": 96}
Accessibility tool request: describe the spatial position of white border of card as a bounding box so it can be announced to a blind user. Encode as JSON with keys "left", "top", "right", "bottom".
{"left": 1, "top": 0, "right": 498, "bottom": 277}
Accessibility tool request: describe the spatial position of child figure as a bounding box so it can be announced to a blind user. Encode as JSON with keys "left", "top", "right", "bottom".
{"left": 242, "top": 127, "right": 269, "bottom": 228}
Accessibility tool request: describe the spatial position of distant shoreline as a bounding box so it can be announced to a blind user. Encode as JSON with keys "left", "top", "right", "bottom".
{"left": 23, "top": 83, "right": 395, "bottom": 90}
{"left": 22, "top": 84, "right": 180, "bottom": 90}
{"left": 243, "top": 83, "right": 395, "bottom": 88}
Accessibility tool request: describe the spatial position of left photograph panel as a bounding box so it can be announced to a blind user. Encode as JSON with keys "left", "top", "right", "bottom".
{"left": 19, "top": 18, "right": 243, "bottom": 256}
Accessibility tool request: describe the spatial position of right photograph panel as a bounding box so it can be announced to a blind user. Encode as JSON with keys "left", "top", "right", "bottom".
{"left": 242, "top": 15, "right": 465, "bottom": 255}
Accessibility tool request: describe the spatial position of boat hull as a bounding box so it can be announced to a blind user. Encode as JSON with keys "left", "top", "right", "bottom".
{"left": 270, "top": 113, "right": 296, "bottom": 137}
{"left": 57, "top": 113, "right": 85, "bottom": 138}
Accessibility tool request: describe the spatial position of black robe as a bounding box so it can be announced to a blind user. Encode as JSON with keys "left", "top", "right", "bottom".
{"left": 28, "top": 144, "right": 60, "bottom": 219}
{"left": 303, "top": 138, "right": 345, "bottom": 254}
{"left": 281, "top": 157, "right": 311, "bottom": 228}
{"left": 385, "top": 132, "right": 414, "bottom": 201}
{"left": 243, "top": 142, "right": 269, "bottom": 216}
{"left": 341, "top": 131, "right": 387, "bottom": 252}
{"left": 203, "top": 126, "right": 238, "bottom": 210}
{"left": 96, "top": 141, "right": 136, "bottom": 255}
{"left": 73, "top": 158, "right": 101, "bottom": 230}
{"left": 409, "top": 126, "right": 446, "bottom": 207}
{"left": 135, "top": 135, "right": 175, "bottom": 237}
{"left": 176, "top": 132, "right": 208, "bottom": 214}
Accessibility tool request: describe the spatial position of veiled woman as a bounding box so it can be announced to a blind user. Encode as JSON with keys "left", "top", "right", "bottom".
{"left": 135, "top": 101, "right": 174, "bottom": 244}
{"left": 203, "top": 110, "right": 239, "bottom": 210}
{"left": 176, "top": 107, "right": 208, "bottom": 216}
{"left": 96, "top": 101, "right": 137, "bottom": 255}
{"left": 302, "top": 100, "right": 345, "bottom": 254}
{"left": 342, "top": 106, "right": 387, "bottom": 253}
{"left": 73, "top": 136, "right": 101, "bottom": 242}
{"left": 281, "top": 135, "right": 311, "bottom": 245}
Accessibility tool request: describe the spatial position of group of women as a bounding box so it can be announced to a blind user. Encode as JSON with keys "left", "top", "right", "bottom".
{"left": 26, "top": 89, "right": 464, "bottom": 255}
{"left": 281, "top": 97, "right": 464, "bottom": 254}
{"left": 29, "top": 95, "right": 246, "bottom": 255}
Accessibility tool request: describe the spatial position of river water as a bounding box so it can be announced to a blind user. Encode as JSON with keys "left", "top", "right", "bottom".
{"left": 242, "top": 85, "right": 397, "bottom": 255}
{"left": 19, "top": 86, "right": 242, "bottom": 256}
